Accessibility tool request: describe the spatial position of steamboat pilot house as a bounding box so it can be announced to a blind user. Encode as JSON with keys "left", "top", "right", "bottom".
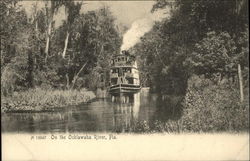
{"left": 108, "top": 50, "right": 141, "bottom": 94}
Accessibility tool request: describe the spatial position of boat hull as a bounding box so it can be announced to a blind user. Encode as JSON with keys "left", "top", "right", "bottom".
{"left": 108, "top": 84, "right": 141, "bottom": 94}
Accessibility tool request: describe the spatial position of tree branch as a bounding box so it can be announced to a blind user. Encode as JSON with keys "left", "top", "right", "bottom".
{"left": 70, "top": 61, "right": 88, "bottom": 89}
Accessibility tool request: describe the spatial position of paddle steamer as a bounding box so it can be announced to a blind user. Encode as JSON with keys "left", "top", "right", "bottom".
{"left": 108, "top": 50, "right": 141, "bottom": 94}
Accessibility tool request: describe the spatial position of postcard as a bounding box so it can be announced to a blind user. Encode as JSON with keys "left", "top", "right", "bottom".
{"left": 1, "top": 0, "right": 249, "bottom": 160}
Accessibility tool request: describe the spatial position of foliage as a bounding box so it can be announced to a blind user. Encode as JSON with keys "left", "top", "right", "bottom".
{"left": 131, "top": 120, "right": 151, "bottom": 133}
{"left": 186, "top": 31, "right": 238, "bottom": 78}
{"left": 182, "top": 75, "right": 249, "bottom": 132}
{"left": 52, "top": 7, "right": 122, "bottom": 90}
{"left": 131, "top": 75, "right": 249, "bottom": 133}
{"left": 1, "top": 88, "right": 95, "bottom": 112}
{"left": 129, "top": 0, "right": 249, "bottom": 133}
{"left": 132, "top": 0, "right": 248, "bottom": 95}
{"left": 1, "top": 1, "right": 121, "bottom": 96}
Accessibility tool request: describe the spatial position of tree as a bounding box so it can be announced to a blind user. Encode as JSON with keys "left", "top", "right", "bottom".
{"left": 62, "top": 1, "right": 82, "bottom": 58}
{"left": 235, "top": 0, "right": 248, "bottom": 102}
{"left": 1, "top": 0, "right": 25, "bottom": 69}
{"left": 44, "top": 0, "right": 64, "bottom": 63}
{"left": 188, "top": 31, "right": 237, "bottom": 79}
{"left": 132, "top": 0, "right": 248, "bottom": 97}
{"left": 0, "top": 0, "right": 31, "bottom": 95}
{"left": 52, "top": 7, "right": 121, "bottom": 90}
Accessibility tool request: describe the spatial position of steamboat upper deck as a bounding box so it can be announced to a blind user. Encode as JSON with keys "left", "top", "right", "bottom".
{"left": 108, "top": 51, "right": 141, "bottom": 94}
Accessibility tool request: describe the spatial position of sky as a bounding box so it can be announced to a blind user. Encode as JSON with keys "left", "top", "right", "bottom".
{"left": 81, "top": 1, "right": 168, "bottom": 50}
{"left": 20, "top": 1, "right": 166, "bottom": 27}
{"left": 20, "top": 1, "right": 169, "bottom": 51}
{"left": 82, "top": 1, "right": 166, "bottom": 26}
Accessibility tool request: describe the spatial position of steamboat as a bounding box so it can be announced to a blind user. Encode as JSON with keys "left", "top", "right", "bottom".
{"left": 108, "top": 50, "right": 141, "bottom": 94}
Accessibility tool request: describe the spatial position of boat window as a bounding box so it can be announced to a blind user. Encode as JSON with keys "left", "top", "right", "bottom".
{"left": 112, "top": 69, "right": 116, "bottom": 73}
{"left": 111, "top": 78, "right": 117, "bottom": 85}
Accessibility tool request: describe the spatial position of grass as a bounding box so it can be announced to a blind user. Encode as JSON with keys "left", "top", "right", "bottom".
{"left": 1, "top": 88, "right": 96, "bottom": 113}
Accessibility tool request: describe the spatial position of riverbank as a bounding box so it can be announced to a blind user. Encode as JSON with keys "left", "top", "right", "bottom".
{"left": 131, "top": 76, "right": 249, "bottom": 133}
{"left": 1, "top": 88, "right": 96, "bottom": 113}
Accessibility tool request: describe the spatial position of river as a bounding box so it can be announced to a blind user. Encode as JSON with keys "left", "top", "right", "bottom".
{"left": 1, "top": 88, "right": 183, "bottom": 133}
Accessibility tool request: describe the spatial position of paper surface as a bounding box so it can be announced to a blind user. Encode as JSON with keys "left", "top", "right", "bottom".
{"left": 2, "top": 133, "right": 249, "bottom": 160}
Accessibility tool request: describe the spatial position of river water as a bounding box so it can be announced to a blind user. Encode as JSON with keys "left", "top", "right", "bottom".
{"left": 1, "top": 88, "right": 183, "bottom": 133}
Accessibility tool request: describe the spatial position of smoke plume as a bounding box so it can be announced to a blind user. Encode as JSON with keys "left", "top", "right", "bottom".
{"left": 120, "top": 8, "right": 168, "bottom": 52}
{"left": 120, "top": 18, "right": 153, "bottom": 51}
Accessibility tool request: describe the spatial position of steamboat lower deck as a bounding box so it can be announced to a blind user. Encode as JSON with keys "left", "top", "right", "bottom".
{"left": 109, "top": 84, "right": 141, "bottom": 94}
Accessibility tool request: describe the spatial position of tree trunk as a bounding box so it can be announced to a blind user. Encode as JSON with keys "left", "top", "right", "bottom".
{"left": 35, "top": 20, "right": 39, "bottom": 38}
{"left": 0, "top": 37, "right": 3, "bottom": 62}
{"left": 217, "top": 73, "right": 222, "bottom": 85}
{"left": 62, "top": 31, "right": 69, "bottom": 58}
{"left": 45, "top": 19, "right": 52, "bottom": 63}
{"left": 33, "top": 2, "right": 39, "bottom": 39}
{"left": 238, "top": 64, "right": 244, "bottom": 102}
{"left": 27, "top": 50, "right": 34, "bottom": 88}
{"left": 66, "top": 74, "right": 70, "bottom": 90}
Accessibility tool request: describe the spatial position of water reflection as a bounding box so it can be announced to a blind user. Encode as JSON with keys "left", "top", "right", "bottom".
{"left": 1, "top": 108, "right": 99, "bottom": 133}
{"left": 1, "top": 89, "right": 184, "bottom": 133}
{"left": 151, "top": 94, "right": 184, "bottom": 122}
{"left": 111, "top": 93, "right": 140, "bottom": 132}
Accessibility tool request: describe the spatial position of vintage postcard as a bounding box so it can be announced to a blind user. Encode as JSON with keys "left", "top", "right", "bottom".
{"left": 1, "top": 0, "right": 249, "bottom": 160}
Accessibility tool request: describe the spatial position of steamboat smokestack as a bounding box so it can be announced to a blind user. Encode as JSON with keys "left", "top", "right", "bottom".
{"left": 121, "top": 50, "right": 129, "bottom": 55}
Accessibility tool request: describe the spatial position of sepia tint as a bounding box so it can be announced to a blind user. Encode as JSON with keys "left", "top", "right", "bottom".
{"left": 1, "top": 0, "right": 249, "bottom": 160}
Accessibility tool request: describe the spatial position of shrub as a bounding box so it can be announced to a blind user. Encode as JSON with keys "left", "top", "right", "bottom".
{"left": 1, "top": 88, "right": 96, "bottom": 112}
{"left": 131, "top": 120, "right": 151, "bottom": 133}
{"left": 182, "top": 75, "right": 249, "bottom": 132}
{"left": 130, "top": 75, "right": 249, "bottom": 133}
